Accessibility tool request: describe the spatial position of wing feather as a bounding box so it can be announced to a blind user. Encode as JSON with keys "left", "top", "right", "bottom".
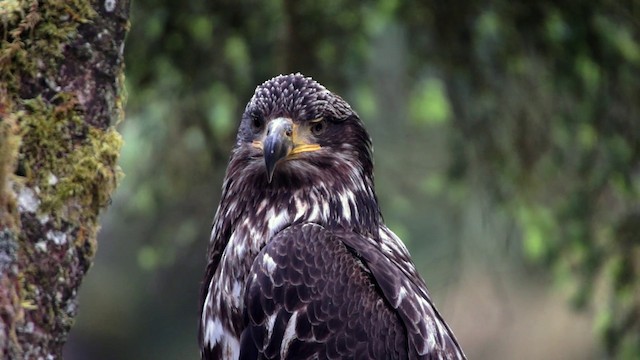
{"left": 240, "top": 223, "right": 407, "bottom": 359}
{"left": 240, "top": 222, "right": 465, "bottom": 359}
{"left": 339, "top": 228, "right": 466, "bottom": 359}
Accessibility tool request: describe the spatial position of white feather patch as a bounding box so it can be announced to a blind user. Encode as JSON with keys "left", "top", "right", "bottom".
{"left": 294, "top": 194, "right": 308, "bottom": 221}
{"left": 230, "top": 281, "right": 243, "bottom": 307}
{"left": 266, "top": 313, "right": 277, "bottom": 344}
{"left": 397, "top": 286, "right": 408, "bottom": 306}
{"left": 424, "top": 316, "right": 437, "bottom": 353}
{"left": 267, "top": 209, "right": 290, "bottom": 236}
{"left": 203, "top": 317, "right": 224, "bottom": 346}
{"left": 339, "top": 191, "right": 352, "bottom": 222}
{"left": 281, "top": 311, "right": 299, "bottom": 358}
{"left": 321, "top": 200, "right": 330, "bottom": 221}
{"left": 222, "top": 335, "right": 240, "bottom": 359}
{"left": 263, "top": 253, "right": 277, "bottom": 276}
{"left": 347, "top": 190, "right": 358, "bottom": 218}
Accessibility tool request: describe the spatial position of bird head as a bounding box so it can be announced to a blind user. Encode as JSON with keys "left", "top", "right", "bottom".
{"left": 231, "top": 73, "right": 374, "bottom": 189}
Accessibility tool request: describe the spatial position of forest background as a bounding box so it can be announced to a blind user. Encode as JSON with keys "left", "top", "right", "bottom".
{"left": 62, "top": 1, "right": 640, "bottom": 359}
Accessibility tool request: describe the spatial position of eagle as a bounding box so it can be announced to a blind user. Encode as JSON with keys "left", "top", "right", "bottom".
{"left": 199, "top": 73, "right": 466, "bottom": 359}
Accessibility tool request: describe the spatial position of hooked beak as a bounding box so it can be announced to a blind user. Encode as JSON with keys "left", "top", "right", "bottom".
{"left": 253, "top": 117, "right": 322, "bottom": 183}
{"left": 263, "top": 118, "right": 294, "bottom": 183}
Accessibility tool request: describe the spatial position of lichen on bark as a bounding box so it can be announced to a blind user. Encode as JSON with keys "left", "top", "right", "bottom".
{"left": 0, "top": 0, "right": 130, "bottom": 357}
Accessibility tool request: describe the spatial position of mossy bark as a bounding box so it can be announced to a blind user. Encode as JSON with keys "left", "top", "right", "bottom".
{"left": 0, "top": 0, "right": 130, "bottom": 357}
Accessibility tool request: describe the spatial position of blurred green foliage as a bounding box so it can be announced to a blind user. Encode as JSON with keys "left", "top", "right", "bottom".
{"left": 66, "top": 0, "right": 639, "bottom": 359}
{"left": 409, "top": 2, "right": 640, "bottom": 354}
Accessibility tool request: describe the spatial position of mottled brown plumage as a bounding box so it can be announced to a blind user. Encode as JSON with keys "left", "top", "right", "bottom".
{"left": 199, "top": 73, "right": 466, "bottom": 359}
{"left": 241, "top": 224, "right": 408, "bottom": 359}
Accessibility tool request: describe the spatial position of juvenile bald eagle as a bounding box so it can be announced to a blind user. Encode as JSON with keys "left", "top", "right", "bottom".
{"left": 199, "top": 74, "right": 466, "bottom": 359}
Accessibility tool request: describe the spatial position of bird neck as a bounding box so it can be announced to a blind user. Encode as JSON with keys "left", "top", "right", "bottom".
{"left": 203, "top": 158, "right": 383, "bottom": 344}
{"left": 212, "top": 162, "right": 382, "bottom": 254}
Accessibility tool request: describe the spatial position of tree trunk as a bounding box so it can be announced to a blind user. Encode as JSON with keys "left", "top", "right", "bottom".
{"left": 0, "top": 0, "right": 130, "bottom": 357}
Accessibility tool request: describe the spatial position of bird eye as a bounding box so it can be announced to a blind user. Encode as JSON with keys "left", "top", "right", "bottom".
{"left": 251, "top": 114, "right": 264, "bottom": 132}
{"left": 311, "top": 119, "right": 326, "bottom": 136}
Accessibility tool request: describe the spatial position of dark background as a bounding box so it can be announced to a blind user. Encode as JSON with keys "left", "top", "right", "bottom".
{"left": 64, "top": 1, "right": 639, "bottom": 359}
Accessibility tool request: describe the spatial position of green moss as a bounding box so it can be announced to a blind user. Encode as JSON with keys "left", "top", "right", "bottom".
{"left": 1, "top": 0, "right": 97, "bottom": 96}
{"left": 0, "top": 0, "right": 25, "bottom": 25}
{"left": 18, "top": 95, "right": 123, "bottom": 226}
{"left": 1, "top": 0, "right": 123, "bottom": 227}
{"left": 0, "top": 0, "right": 126, "bottom": 356}
{"left": 0, "top": 111, "right": 21, "bottom": 229}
